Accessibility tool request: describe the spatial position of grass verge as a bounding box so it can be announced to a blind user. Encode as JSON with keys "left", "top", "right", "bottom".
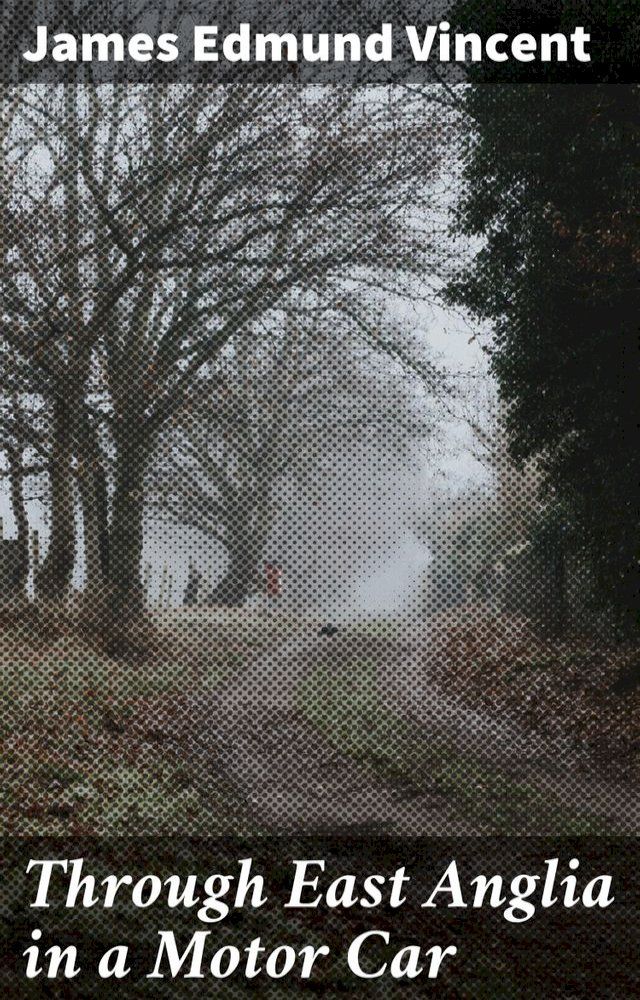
{"left": 297, "top": 660, "right": 607, "bottom": 834}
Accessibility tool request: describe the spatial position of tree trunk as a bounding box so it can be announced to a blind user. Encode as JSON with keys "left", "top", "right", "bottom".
{"left": 209, "top": 540, "right": 259, "bottom": 606}
{"left": 183, "top": 562, "right": 202, "bottom": 606}
{"left": 36, "top": 89, "right": 84, "bottom": 605}
{"left": 209, "top": 489, "right": 272, "bottom": 606}
{"left": 550, "top": 531, "right": 568, "bottom": 636}
{"left": 107, "top": 438, "right": 148, "bottom": 625}
{"left": 35, "top": 398, "right": 76, "bottom": 601}
{"left": 77, "top": 419, "right": 110, "bottom": 591}
{"left": 6, "top": 444, "right": 29, "bottom": 596}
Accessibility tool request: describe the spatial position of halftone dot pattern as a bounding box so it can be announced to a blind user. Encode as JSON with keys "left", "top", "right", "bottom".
{"left": 1, "top": 3, "right": 639, "bottom": 991}
{"left": 0, "top": 4, "right": 635, "bottom": 981}
{"left": 0, "top": 78, "right": 637, "bottom": 853}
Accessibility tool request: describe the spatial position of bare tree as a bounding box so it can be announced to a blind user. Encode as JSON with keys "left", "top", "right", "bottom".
{"left": 149, "top": 303, "right": 437, "bottom": 605}
{"left": 1, "top": 82, "right": 449, "bottom": 633}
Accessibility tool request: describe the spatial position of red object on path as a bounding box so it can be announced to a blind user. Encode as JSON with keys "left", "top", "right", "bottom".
{"left": 265, "top": 562, "right": 283, "bottom": 598}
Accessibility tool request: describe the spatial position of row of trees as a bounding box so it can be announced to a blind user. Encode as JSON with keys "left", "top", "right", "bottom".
{"left": 149, "top": 312, "right": 434, "bottom": 606}
{"left": 6, "top": 75, "right": 632, "bottom": 640}
{"left": 0, "top": 83, "right": 450, "bottom": 637}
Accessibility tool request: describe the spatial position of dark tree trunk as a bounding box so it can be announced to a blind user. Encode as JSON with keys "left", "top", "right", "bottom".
{"left": 209, "top": 544, "right": 259, "bottom": 606}
{"left": 36, "top": 398, "right": 76, "bottom": 601}
{"left": 107, "top": 437, "right": 148, "bottom": 625}
{"left": 36, "top": 88, "right": 84, "bottom": 605}
{"left": 183, "top": 563, "right": 202, "bottom": 606}
{"left": 77, "top": 419, "right": 110, "bottom": 590}
{"left": 209, "top": 490, "right": 272, "bottom": 606}
{"left": 6, "top": 444, "right": 29, "bottom": 595}
{"left": 550, "top": 536, "right": 568, "bottom": 636}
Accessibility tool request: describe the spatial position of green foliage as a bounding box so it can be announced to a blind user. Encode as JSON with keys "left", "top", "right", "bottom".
{"left": 448, "top": 82, "right": 640, "bottom": 634}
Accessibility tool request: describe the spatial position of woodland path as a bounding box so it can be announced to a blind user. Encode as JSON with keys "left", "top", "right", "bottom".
{"left": 172, "top": 636, "right": 464, "bottom": 835}
{"left": 162, "top": 628, "right": 639, "bottom": 835}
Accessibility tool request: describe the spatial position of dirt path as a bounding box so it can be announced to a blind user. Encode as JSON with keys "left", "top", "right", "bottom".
{"left": 161, "top": 631, "right": 638, "bottom": 835}
{"left": 387, "top": 663, "right": 639, "bottom": 832}
{"left": 170, "top": 640, "right": 468, "bottom": 834}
